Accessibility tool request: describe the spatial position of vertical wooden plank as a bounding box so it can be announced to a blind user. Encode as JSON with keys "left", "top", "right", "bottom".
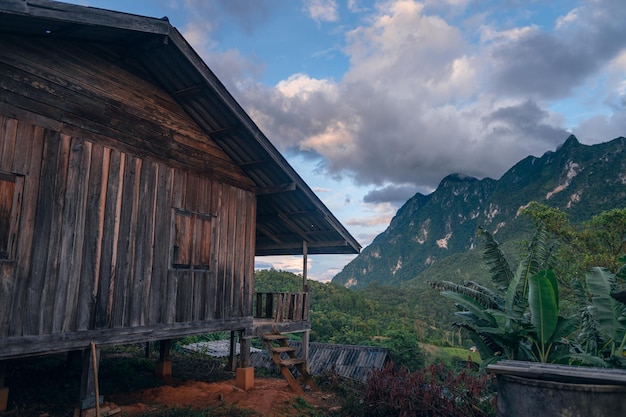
{"left": 56, "top": 138, "right": 92, "bottom": 333}
{"left": 0, "top": 259, "right": 13, "bottom": 337}
{"left": 215, "top": 183, "right": 228, "bottom": 319}
{"left": 75, "top": 144, "right": 108, "bottom": 331}
{"left": 175, "top": 270, "right": 192, "bottom": 322}
{"left": 244, "top": 190, "right": 256, "bottom": 318}
{"left": 149, "top": 165, "right": 172, "bottom": 325}
{"left": 184, "top": 174, "right": 198, "bottom": 212}
{"left": 202, "top": 179, "right": 215, "bottom": 321}
{"left": 124, "top": 157, "right": 142, "bottom": 327}
{"left": 232, "top": 188, "right": 245, "bottom": 318}
{"left": 0, "top": 117, "right": 16, "bottom": 337}
{"left": 165, "top": 169, "right": 185, "bottom": 324}
{"left": 0, "top": 116, "right": 17, "bottom": 173}
{"left": 141, "top": 162, "right": 158, "bottom": 325}
{"left": 8, "top": 122, "right": 43, "bottom": 336}
{"left": 130, "top": 160, "right": 157, "bottom": 327}
{"left": 225, "top": 186, "right": 237, "bottom": 319}
{"left": 42, "top": 133, "right": 72, "bottom": 335}
{"left": 190, "top": 177, "right": 204, "bottom": 321}
{"left": 171, "top": 169, "right": 185, "bottom": 209}
{"left": 94, "top": 149, "right": 122, "bottom": 329}
{"left": 266, "top": 293, "right": 273, "bottom": 319}
{"left": 20, "top": 130, "right": 68, "bottom": 336}
{"left": 111, "top": 154, "right": 138, "bottom": 328}
{"left": 164, "top": 269, "right": 177, "bottom": 324}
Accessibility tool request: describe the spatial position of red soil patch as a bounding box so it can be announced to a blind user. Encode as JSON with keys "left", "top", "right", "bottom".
{"left": 107, "top": 377, "right": 338, "bottom": 416}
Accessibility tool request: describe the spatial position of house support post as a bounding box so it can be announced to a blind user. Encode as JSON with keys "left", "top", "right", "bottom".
{"left": 0, "top": 361, "right": 8, "bottom": 412}
{"left": 155, "top": 339, "right": 172, "bottom": 378}
{"left": 302, "top": 330, "right": 311, "bottom": 373}
{"left": 301, "top": 240, "right": 310, "bottom": 373}
{"left": 236, "top": 330, "right": 254, "bottom": 391}
{"left": 228, "top": 331, "right": 237, "bottom": 371}
{"left": 78, "top": 343, "right": 102, "bottom": 416}
{"left": 302, "top": 240, "right": 308, "bottom": 293}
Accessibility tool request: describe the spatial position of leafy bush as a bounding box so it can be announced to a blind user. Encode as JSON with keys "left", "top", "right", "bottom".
{"left": 363, "top": 361, "right": 496, "bottom": 417}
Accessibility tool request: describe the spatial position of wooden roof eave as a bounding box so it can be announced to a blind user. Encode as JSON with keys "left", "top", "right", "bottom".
{"left": 161, "top": 28, "right": 360, "bottom": 255}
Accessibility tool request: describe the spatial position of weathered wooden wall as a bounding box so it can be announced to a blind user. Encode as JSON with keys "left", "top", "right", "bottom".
{"left": 0, "top": 35, "right": 256, "bottom": 358}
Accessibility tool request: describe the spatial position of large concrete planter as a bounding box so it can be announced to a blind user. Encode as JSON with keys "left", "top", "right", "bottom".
{"left": 488, "top": 360, "right": 626, "bottom": 417}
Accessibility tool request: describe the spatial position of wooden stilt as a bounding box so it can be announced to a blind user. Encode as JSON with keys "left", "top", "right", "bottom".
{"left": 239, "top": 331, "right": 251, "bottom": 368}
{"left": 229, "top": 331, "right": 237, "bottom": 371}
{"left": 90, "top": 342, "right": 100, "bottom": 417}
{"left": 79, "top": 344, "right": 102, "bottom": 414}
{"left": 0, "top": 361, "right": 8, "bottom": 412}
{"left": 155, "top": 340, "right": 172, "bottom": 378}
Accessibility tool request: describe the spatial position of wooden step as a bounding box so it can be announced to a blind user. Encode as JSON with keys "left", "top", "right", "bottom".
{"left": 270, "top": 346, "right": 296, "bottom": 353}
{"left": 262, "top": 334, "right": 288, "bottom": 341}
{"left": 279, "top": 358, "right": 306, "bottom": 367}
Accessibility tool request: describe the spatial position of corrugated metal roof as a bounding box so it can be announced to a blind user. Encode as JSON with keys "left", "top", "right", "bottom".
{"left": 0, "top": 0, "right": 361, "bottom": 256}
{"left": 251, "top": 341, "right": 389, "bottom": 382}
{"left": 182, "top": 340, "right": 261, "bottom": 358}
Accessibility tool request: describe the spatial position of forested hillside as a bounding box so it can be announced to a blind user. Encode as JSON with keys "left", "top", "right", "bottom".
{"left": 255, "top": 269, "right": 434, "bottom": 369}
{"left": 332, "top": 135, "right": 626, "bottom": 289}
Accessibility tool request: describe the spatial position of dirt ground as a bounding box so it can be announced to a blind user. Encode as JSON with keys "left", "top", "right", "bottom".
{"left": 106, "top": 377, "right": 341, "bottom": 416}
{"left": 0, "top": 351, "right": 349, "bottom": 417}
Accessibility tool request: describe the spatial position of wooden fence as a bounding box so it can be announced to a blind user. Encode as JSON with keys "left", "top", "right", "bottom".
{"left": 254, "top": 292, "right": 309, "bottom": 322}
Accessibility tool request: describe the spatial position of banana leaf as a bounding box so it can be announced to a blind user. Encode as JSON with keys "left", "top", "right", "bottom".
{"left": 585, "top": 267, "right": 626, "bottom": 351}
{"left": 529, "top": 270, "right": 559, "bottom": 352}
{"left": 440, "top": 291, "right": 497, "bottom": 327}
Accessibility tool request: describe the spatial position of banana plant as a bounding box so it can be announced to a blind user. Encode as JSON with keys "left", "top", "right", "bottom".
{"left": 573, "top": 267, "right": 626, "bottom": 366}
{"left": 430, "top": 226, "right": 573, "bottom": 364}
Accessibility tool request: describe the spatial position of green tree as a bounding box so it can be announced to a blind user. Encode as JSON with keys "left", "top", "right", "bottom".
{"left": 522, "top": 203, "right": 626, "bottom": 279}
{"left": 430, "top": 226, "right": 577, "bottom": 364}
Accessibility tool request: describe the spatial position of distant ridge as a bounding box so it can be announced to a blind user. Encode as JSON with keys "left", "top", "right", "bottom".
{"left": 332, "top": 135, "right": 626, "bottom": 289}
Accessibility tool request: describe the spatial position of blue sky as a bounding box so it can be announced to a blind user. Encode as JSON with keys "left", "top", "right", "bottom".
{"left": 67, "top": 0, "right": 626, "bottom": 281}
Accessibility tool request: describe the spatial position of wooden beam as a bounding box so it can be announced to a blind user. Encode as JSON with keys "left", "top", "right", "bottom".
{"left": 256, "top": 209, "right": 317, "bottom": 222}
{"left": 0, "top": 318, "right": 254, "bottom": 360}
{"left": 277, "top": 212, "right": 309, "bottom": 241}
{"left": 257, "top": 240, "right": 350, "bottom": 252}
{"left": 256, "top": 182, "right": 296, "bottom": 196}
{"left": 256, "top": 223, "right": 282, "bottom": 244}
{"left": 171, "top": 84, "right": 205, "bottom": 99}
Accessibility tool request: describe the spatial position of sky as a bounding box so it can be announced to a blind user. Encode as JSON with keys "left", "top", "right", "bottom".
{"left": 67, "top": 0, "right": 626, "bottom": 282}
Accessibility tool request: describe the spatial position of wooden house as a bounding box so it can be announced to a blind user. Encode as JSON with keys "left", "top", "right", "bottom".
{"left": 0, "top": 0, "right": 360, "bottom": 410}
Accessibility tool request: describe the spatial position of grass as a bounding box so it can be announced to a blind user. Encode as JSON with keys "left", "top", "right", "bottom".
{"left": 421, "top": 343, "right": 482, "bottom": 368}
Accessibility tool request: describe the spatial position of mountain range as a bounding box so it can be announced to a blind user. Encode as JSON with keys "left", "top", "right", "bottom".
{"left": 332, "top": 135, "right": 626, "bottom": 289}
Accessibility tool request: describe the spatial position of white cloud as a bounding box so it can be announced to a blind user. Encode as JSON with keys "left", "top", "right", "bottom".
{"left": 555, "top": 8, "right": 580, "bottom": 30}
{"left": 232, "top": 0, "right": 626, "bottom": 203}
{"left": 276, "top": 73, "right": 338, "bottom": 99}
{"left": 302, "top": 0, "right": 339, "bottom": 23}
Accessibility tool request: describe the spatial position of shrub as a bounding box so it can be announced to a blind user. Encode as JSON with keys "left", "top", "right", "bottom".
{"left": 363, "top": 361, "right": 496, "bottom": 417}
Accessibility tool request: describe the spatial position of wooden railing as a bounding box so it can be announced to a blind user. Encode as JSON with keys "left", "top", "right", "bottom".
{"left": 254, "top": 292, "right": 310, "bottom": 322}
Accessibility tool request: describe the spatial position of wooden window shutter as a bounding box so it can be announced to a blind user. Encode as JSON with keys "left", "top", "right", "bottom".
{"left": 172, "top": 209, "right": 213, "bottom": 270}
{"left": 0, "top": 172, "right": 23, "bottom": 260}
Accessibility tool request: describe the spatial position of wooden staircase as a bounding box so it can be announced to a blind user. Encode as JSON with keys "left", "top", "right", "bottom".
{"left": 259, "top": 330, "right": 319, "bottom": 395}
